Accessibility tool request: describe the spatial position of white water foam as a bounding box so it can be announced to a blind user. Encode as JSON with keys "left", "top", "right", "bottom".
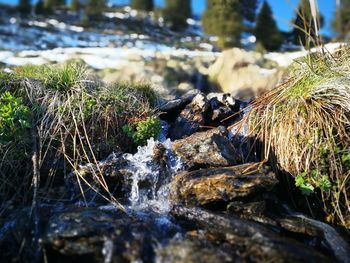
{"left": 123, "top": 138, "right": 184, "bottom": 214}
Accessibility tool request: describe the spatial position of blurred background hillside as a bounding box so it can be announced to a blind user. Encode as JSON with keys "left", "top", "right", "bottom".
{"left": 0, "top": 0, "right": 348, "bottom": 100}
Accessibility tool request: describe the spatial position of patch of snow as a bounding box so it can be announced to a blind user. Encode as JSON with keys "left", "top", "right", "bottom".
{"left": 265, "top": 42, "right": 345, "bottom": 67}
{"left": 3, "top": 56, "right": 47, "bottom": 66}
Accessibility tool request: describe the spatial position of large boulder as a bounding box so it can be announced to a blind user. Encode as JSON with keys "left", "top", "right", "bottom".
{"left": 207, "top": 48, "right": 282, "bottom": 101}
{"left": 172, "top": 127, "right": 237, "bottom": 168}
{"left": 171, "top": 163, "right": 278, "bottom": 206}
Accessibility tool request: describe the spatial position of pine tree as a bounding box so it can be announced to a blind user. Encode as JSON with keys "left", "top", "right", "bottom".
{"left": 333, "top": 0, "right": 350, "bottom": 40}
{"left": 43, "top": 0, "right": 66, "bottom": 12}
{"left": 163, "top": 0, "right": 192, "bottom": 31}
{"left": 202, "top": 0, "right": 243, "bottom": 49}
{"left": 131, "top": 0, "right": 154, "bottom": 12}
{"left": 18, "top": 0, "right": 32, "bottom": 14}
{"left": 255, "top": 1, "right": 283, "bottom": 51}
{"left": 238, "top": 0, "right": 260, "bottom": 23}
{"left": 291, "top": 0, "right": 323, "bottom": 45}
{"left": 43, "top": 0, "right": 55, "bottom": 13}
{"left": 71, "top": 0, "right": 80, "bottom": 12}
{"left": 85, "top": 0, "right": 106, "bottom": 21}
{"left": 35, "top": 0, "right": 46, "bottom": 15}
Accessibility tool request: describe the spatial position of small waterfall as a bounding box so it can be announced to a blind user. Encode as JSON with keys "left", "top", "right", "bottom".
{"left": 123, "top": 138, "right": 184, "bottom": 213}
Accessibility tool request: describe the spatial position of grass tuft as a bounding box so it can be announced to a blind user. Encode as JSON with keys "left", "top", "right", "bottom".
{"left": 238, "top": 47, "right": 350, "bottom": 228}
{"left": 0, "top": 62, "right": 159, "bottom": 214}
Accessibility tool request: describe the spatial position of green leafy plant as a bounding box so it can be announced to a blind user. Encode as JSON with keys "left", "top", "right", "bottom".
{"left": 0, "top": 91, "right": 31, "bottom": 144}
{"left": 295, "top": 170, "right": 332, "bottom": 196}
{"left": 341, "top": 151, "right": 350, "bottom": 170}
{"left": 295, "top": 172, "right": 314, "bottom": 196}
{"left": 123, "top": 117, "right": 161, "bottom": 146}
{"left": 317, "top": 175, "right": 332, "bottom": 191}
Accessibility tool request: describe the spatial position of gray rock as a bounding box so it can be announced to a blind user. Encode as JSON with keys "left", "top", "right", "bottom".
{"left": 159, "top": 89, "right": 201, "bottom": 115}
{"left": 169, "top": 93, "right": 209, "bottom": 139}
{"left": 172, "top": 127, "right": 237, "bottom": 168}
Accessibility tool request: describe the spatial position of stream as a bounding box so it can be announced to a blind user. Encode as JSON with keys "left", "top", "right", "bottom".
{"left": 0, "top": 93, "right": 349, "bottom": 263}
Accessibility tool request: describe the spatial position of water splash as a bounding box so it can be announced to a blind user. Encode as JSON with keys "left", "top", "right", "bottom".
{"left": 123, "top": 138, "right": 184, "bottom": 213}
{"left": 102, "top": 237, "right": 114, "bottom": 263}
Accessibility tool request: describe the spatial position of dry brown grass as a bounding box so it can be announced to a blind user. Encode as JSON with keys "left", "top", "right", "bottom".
{"left": 237, "top": 47, "right": 350, "bottom": 228}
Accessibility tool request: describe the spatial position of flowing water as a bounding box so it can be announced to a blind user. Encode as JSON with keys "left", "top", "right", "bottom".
{"left": 123, "top": 138, "right": 184, "bottom": 213}
{"left": 1, "top": 120, "right": 348, "bottom": 262}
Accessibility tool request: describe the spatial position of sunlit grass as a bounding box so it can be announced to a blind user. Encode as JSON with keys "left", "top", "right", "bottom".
{"left": 239, "top": 48, "right": 350, "bottom": 228}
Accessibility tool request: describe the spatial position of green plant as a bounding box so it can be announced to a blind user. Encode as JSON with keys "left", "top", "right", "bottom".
{"left": 0, "top": 91, "right": 31, "bottom": 144}
{"left": 295, "top": 172, "right": 314, "bottom": 195}
{"left": 295, "top": 171, "right": 331, "bottom": 195}
{"left": 123, "top": 117, "right": 161, "bottom": 146}
{"left": 342, "top": 151, "right": 350, "bottom": 170}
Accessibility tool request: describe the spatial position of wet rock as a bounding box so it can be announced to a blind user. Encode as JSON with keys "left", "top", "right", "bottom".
{"left": 156, "top": 233, "right": 232, "bottom": 263}
{"left": 171, "top": 163, "right": 278, "bottom": 206}
{"left": 43, "top": 207, "right": 162, "bottom": 263}
{"left": 0, "top": 208, "right": 39, "bottom": 262}
{"left": 277, "top": 214, "right": 350, "bottom": 263}
{"left": 227, "top": 200, "right": 266, "bottom": 217}
{"left": 172, "top": 206, "right": 334, "bottom": 262}
{"left": 0, "top": 205, "right": 181, "bottom": 263}
{"left": 169, "top": 93, "right": 209, "bottom": 139}
{"left": 207, "top": 93, "right": 240, "bottom": 125}
{"left": 159, "top": 89, "right": 201, "bottom": 121}
{"left": 172, "top": 127, "right": 237, "bottom": 168}
{"left": 66, "top": 152, "right": 129, "bottom": 201}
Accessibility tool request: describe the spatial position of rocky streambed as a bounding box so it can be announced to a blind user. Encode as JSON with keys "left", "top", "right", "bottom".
{"left": 0, "top": 91, "right": 349, "bottom": 263}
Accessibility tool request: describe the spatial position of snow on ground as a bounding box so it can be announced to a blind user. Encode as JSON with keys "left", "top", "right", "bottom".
{"left": 0, "top": 11, "right": 217, "bottom": 69}
{"left": 0, "top": 46, "right": 219, "bottom": 69}
{"left": 265, "top": 43, "right": 345, "bottom": 67}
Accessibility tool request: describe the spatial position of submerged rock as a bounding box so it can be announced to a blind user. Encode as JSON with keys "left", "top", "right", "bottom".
{"left": 172, "top": 127, "right": 237, "bottom": 168}
{"left": 171, "top": 163, "right": 278, "bottom": 206}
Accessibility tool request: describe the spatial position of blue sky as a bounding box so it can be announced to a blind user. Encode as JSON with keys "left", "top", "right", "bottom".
{"left": 2, "top": 0, "right": 337, "bottom": 36}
